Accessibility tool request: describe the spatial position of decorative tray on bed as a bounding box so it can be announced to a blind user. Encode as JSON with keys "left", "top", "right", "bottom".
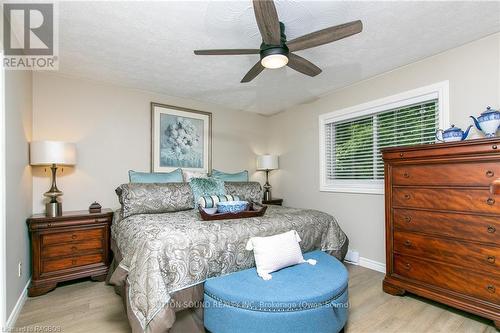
{"left": 198, "top": 202, "right": 267, "bottom": 221}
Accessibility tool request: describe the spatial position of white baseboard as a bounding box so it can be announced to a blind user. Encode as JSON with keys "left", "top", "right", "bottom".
{"left": 358, "top": 257, "right": 386, "bottom": 273}
{"left": 6, "top": 279, "right": 30, "bottom": 328}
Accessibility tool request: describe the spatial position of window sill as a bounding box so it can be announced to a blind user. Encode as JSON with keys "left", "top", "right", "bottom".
{"left": 320, "top": 186, "right": 384, "bottom": 195}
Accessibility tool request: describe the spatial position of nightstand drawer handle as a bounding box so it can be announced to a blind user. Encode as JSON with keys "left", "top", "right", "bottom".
{"left": 487, "top": 225, "right": 496, "bottom": 233}
{"left": 487, "top": 256, "right": 496, "bottom": 264}
{"left": 403, "top": 172, "right": 410, "bottom": 178}
{"left": 486, "top": 285, "right": 496, "bottom": 293}
{"left": 71, "top": 234, "right": 77, "bottom": 240}
{"left": 404, "top": 263, "right": 411, "bottom": 270}
{"left": 404, "top": 216, "right": 412, "bottom": 223}
{"left": 486, "top": 170, "right": 495, "bottom": 178}
{"left": 403, "top": 194, "right": 411, "bottom": 200}
{"left": 486, "top": 198, "right": 495, "bottom": 206}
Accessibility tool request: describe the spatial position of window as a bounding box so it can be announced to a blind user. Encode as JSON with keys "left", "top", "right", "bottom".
{"left": 319, "top": 82, "right": 449, "bottom": 194}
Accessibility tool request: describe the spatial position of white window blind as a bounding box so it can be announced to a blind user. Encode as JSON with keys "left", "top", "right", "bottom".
{"left": 324, "top": 99, "right": 439, "bottom": 182}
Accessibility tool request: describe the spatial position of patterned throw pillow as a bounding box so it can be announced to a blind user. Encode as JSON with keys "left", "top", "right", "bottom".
{"left": 189, "top": 177, "right": 226, "bottom": 207}
{"left": 197, "top": 194, "right": 241, "bottom": 208}
{"left": 246, "top": 230, "right": 317, "bottom": 280}
{"left": 116, "top": 183, "right": 194, "bottom": 218}
{"left": 224, "top": 182, "right": 263, "bottom": 204}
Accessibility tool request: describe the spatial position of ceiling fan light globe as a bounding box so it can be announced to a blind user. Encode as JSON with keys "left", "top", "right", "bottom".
{"left": 261, "top": 54, "right": 288, "bottom": 69}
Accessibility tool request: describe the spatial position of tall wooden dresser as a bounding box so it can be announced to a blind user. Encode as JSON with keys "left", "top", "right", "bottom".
{"left": 382, "top": 138, "right": 500, "bottom": 328}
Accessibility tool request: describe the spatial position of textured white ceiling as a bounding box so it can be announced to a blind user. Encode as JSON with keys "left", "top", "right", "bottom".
{"left": 57, "top": 1, "right": 500, "bottom": 115}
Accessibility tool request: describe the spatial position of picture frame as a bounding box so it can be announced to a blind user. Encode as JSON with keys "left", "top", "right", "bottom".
{"left": 151, "top": 102, "right": 212, "bottom": 173}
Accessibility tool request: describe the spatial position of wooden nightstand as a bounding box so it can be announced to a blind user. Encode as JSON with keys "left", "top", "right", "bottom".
{"left": 262, "top": 198, "right": 283, "bottom": 206}
{"left": 27, "top": 209, "right": 113, "bottom": 297}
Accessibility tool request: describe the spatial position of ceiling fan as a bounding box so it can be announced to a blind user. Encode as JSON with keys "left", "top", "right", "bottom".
{"left": 194, "top": 0, "right": 363, "bottom": 83}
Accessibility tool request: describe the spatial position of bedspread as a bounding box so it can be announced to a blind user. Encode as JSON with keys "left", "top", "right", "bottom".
{"left": 110, "top": 205, "right": 348, "bottom": 331}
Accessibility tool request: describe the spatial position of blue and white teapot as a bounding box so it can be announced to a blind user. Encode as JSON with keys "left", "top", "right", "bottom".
{"left": 435, "top": 124, "right": 472, "bottom": 142}
{"left": 470, "top": 106, "right": 500, "bottom": 137}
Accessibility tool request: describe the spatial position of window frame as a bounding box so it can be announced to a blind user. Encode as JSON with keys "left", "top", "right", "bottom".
{"left": 319, "top": 81, "right": 449, "bottom": 194}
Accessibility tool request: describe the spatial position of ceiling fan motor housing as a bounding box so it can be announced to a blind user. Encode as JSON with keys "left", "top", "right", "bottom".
{"left": 260, "top": 45, "right": 289, "bottom": 60}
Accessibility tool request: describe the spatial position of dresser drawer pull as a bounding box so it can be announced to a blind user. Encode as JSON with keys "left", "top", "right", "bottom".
{"left": 71, "top": 234, "right": 77, "bottom": 240}
{"left": 403, "top": 194, "right": 411, "bottom": 200}
{"left": 487, "top": 256, "right": 496, "bottom": 264}
{"left": 404, "top": 216, "right": 412, "bottom": 223}
{"left": 486, "top": 285, "right": 496, "bottom": 293}
{"left": 487, "top": 225, "right": 496, "bottom": 233}
{"left": 486, "top": 198, "right": 495, "bottom": 206}
{"left": 493, "top": 145, "right": 498, "bottom": 150}
{"left": 404, "top": 263, "right": 411, "bottom": 270}
{"left": 404, "top": 240, "right": 412, "bottom": 247}
{"left": 399, "top": 153, "right": 404, "bottom": 157}
{"left": 486, "top": 170, "right": 495, "bottom": 178}
{"left": 403, "top": 172, "right": 410, "bottom": 178}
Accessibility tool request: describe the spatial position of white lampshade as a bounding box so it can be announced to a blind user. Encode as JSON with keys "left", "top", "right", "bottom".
{"left": 30, "top": 141, "right": 77, "bottom": 166}
{"left": 256, "top": 155, "right": 279, "bottom": 170}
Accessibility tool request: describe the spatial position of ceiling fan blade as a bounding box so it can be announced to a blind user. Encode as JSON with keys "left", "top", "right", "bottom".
{"left": 253, "top": 0, "right": 281, "bottom": 45}
{"left": 287, "top": 20, "right": 362, "bottom": 52}
{"left": 194, "top": 49, "right": 260, "bottom": 55}
{"left": 287, "top": 53, "right": 322, "bottom": 77}
{"left": 241, "top": 61, "right": 265, "bottom": 83}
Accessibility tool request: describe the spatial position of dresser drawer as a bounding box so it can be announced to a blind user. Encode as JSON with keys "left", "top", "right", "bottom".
{"left": 393, "top": 188, "right": 500, "bottom": 214}
{"left": 392, "top": 162, "right": 500, "bottom": 186}
{"left": 393, "top": 254, "right": 499, "bottom": 304}
{"left": 42, "top": 253, "right": 104, "bottom": 274}
{"left": 41, "top": 227, "right": 104, "bottom": 246}
{"left": 394, "top": 231, "right": 500, "bottom": 274}
{"left": 42, "top": 239, "right": 103, "bottom": 258}
{"left": 393, "top": 209, "right": 500, "bottom": 244}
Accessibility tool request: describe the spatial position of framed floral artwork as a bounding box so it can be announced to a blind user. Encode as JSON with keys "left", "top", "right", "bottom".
{"left": 151, "top": 103, "right": 212, "bottom": 173}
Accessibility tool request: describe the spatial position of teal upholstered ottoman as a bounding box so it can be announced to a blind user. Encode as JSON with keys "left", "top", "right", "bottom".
{"left": 204, "top": 251, "right": 348, "bottom": 333}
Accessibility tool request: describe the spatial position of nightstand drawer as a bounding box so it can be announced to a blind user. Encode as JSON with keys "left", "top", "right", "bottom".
{"left": 42, "top": 253, "right": 104, "bottom": 273}
{"left": 42, "top": 227, "right": 104, "bottom": 245}
{"left": 42, "top": 239, "right": 103, "bottom": 257}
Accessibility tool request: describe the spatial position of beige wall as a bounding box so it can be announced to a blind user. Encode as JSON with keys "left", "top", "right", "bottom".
{"left": 268, "top": 33, "right": 500, "bottom": 264}
{"left": 5, "top": 70, "right": 33, "bottom": 316}
{"left": 32, "top": 73, "right": 269, "bottom": 213}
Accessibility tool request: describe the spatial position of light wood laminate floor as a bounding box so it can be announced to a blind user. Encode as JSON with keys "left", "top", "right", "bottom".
{"left": 15, "top": 264, "right": 497, "bottom": 333}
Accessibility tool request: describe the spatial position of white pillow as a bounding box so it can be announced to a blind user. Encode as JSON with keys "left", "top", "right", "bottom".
{"left": 182, "top": 170, "right": 208, "bottom": 182}
{"left": 246, "top": 230, "right": 316, "bottom": 280}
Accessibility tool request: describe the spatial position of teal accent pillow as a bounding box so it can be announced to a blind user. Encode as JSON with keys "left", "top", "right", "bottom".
{"left": 212, "top": 169, "right": 249, "bottom": 182}
{"left": 189, "top": 177, "right": 226, "bottom": 207}
{"left": 128, "top": 168, "right": 183, "bottom": 183}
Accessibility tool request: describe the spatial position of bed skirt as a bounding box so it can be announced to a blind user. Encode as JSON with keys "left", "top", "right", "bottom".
{"left": 107, "top": 237, "right": 349, "bottom": 333}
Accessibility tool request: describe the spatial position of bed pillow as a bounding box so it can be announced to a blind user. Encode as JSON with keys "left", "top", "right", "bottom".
{"left": 212, "top": 169, "right": 249, "bottom": 182}
{"left": 224, "top": 181, "right": 263, "bottom": 204}
{"left": 246, "top": 230, "right": 317, "bottom": 280}
{"left": 116, "top": 183, "right": 194, "bottom": 218}
{"left": 189, "top": 177, "right": 226, "bottom": 207}
{"left": 128, "top": 168, "right": 183, "bottom": 183}
{"left": 183, "top": 170, "right": 209, "bottom": 182}
{"left": 198, "top": 194, "right": 241, "bottom": 208}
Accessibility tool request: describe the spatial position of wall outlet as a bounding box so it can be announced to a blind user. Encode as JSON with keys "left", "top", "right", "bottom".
{"left": 18, "top": 262, "right": 22, "bottom": 277}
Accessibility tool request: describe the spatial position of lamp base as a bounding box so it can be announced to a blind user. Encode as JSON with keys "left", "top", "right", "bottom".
{"left": 263, "top": 190, "right": 272, "bottom": 201}
{"left": 46, "top": 202, "right": 62, "bottom": 217}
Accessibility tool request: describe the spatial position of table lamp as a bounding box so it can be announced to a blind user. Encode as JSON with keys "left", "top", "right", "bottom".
{"left": 30, "top": 141, "right": 77, "bottom": 217}
{"left": 256, "top": 154, "right": 279, "bottom": 201}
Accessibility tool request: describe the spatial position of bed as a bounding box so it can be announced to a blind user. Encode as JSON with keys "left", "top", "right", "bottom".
{"left": 107, "top": 182, "right": 349, "bottom": 333}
